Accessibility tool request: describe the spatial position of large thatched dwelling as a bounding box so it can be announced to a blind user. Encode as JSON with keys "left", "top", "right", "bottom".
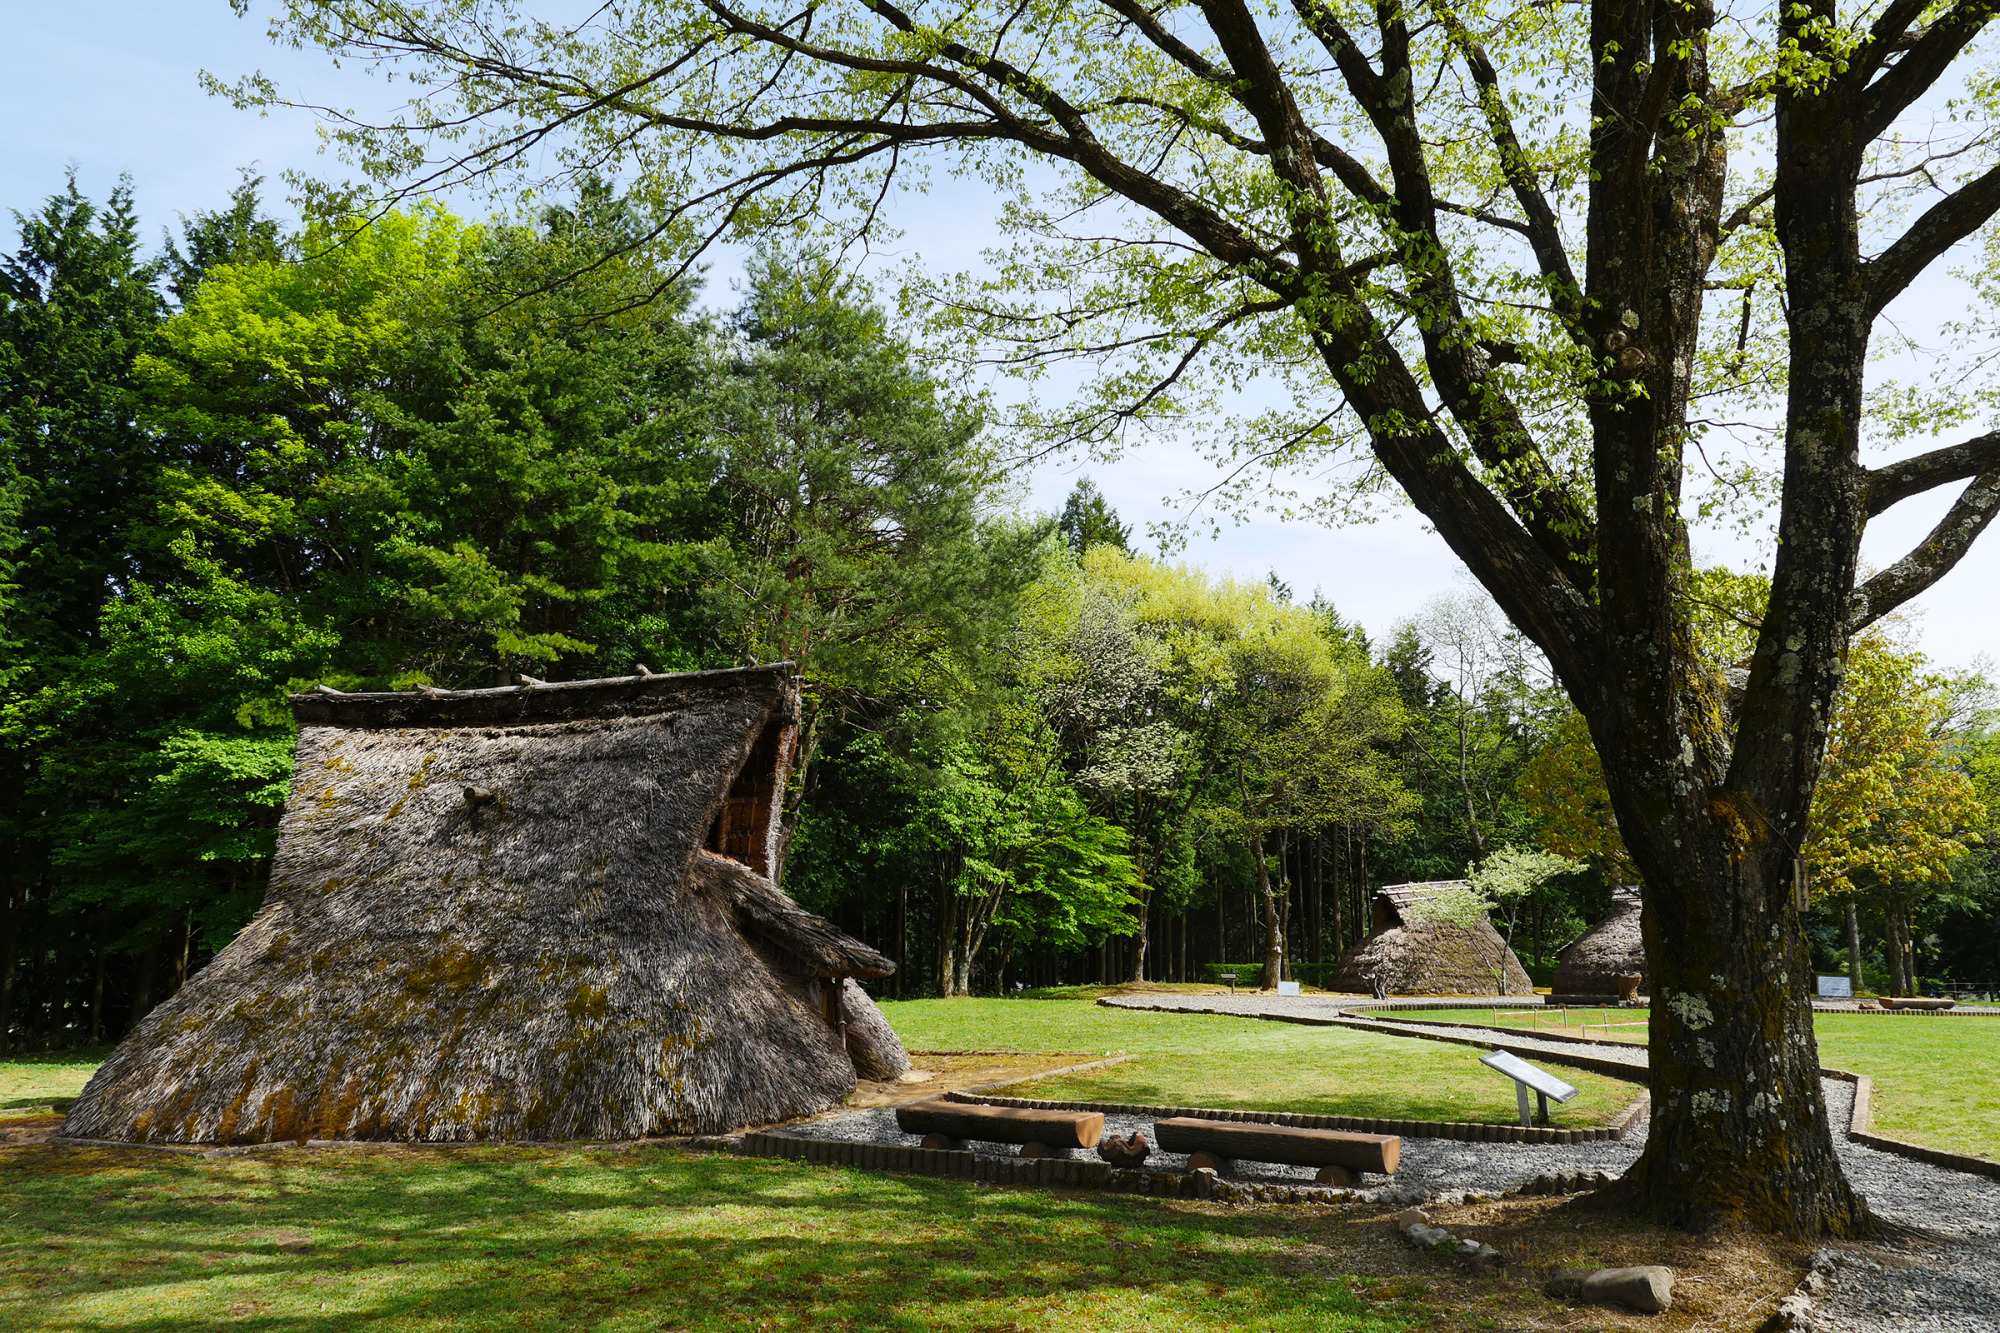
{"left": 1552, "top": 885, "right": 1647, "bottom": 996}
{"left": 65, "top": 665, "right": 909, "bottom": 1145}
{"left": 1327, "top": 882, "right": 1533, "bottom": 995}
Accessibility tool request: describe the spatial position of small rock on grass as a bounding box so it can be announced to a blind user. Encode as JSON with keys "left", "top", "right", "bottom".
{"left": 1394, "top": 1207, "right": 1433, "bottom": 1233}
{"left": 1582, "top": 1265, "right": 1675, "bottom": 1314}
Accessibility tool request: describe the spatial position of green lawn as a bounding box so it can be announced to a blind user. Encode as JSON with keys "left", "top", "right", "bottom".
{"left": 1815, "top": 1014, "right": 2000, "bottom": 1161}
{"left": 881, "top": 994, "right": 1639, "bottom": 1128}
{"left": 0, "top": 1143, "right": 1427, "bottom": 1333}
{"left": 0, "top": 1051, "right": 105, "bottom": 1119}
{"left": 1383, "top": 1007, "right": 2000, "bottom": 1161}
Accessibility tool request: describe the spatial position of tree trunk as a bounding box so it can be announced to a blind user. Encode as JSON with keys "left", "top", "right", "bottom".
{"left": 1127, "top": 887, "right": 1149, "bottom": 983}
{"left": 1845, "top": 900, "right": 1866, "bottom": 993}
{"left": 1249, "top": 831, "right": 1284, "bottom": 990}
{"left": 128, "top": 940, "right": 161, "bottom": 1026}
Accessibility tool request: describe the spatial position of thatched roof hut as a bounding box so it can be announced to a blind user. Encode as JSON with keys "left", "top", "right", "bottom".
{"left": 1327, "top": 882, "right": 1533, "bottom": 995}
{"left": 65, "top": 664, "right": 909, "bottom": 1145}
{"left": 1552, "top": 885, "right": 1647, "bottom": 997}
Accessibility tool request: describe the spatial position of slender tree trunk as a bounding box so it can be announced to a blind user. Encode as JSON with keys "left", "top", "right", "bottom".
{"left": 128, "top": 940, "right": 160, "bottom": 1026}
{"left": 90, "top": 953, "right": 106, "bottom": 1045}
{"left": 1248, "top": 828, "right": 1284, "bottom": 989}
{"left": 1845, "top": 900, "right": 1866, "bottom": 994}
{"left": 1127, "top": 887, "right": 1149, "bottom": 982}
{"left": 0, "top": 885, "right": 21, "bottom": 1053}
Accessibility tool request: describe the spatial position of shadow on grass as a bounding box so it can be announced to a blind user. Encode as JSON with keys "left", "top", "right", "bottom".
{"left": 0, "top": 1145, "right": 1423, "bottom": 1333}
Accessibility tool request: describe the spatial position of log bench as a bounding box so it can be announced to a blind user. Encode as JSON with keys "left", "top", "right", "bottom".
{"left": 1153, "top": 1117, "right": 1400, "bottom": 1185}
{"left": 894, "top": 1099, "right": 1105, "bottom": 1158}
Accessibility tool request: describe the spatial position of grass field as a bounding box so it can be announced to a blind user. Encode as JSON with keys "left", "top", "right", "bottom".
{"left": 0, "top": 1051, "right": 103, "bottom": 1120}
{"left": 1387, "top": 1007, "right": 2000, "bottom": 1160}
{"left": 881, "top": 994, "right": 1639, "bottom": 1127}
{"left": 0, "top": 998, "right": 1838, "bottom": 1331}
{"left": 0, "top": 1140, "right": 1440, "bottom": 1333}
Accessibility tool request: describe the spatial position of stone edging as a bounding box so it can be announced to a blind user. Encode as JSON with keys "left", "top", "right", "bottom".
{"left": 709, "top": 1132, "right": 1353, "bottom": 1205}
{"left": 946, "top": 1088, "right": 1649, "bottom": 1145}
{"left": 1826, "top": 1069, "right": 2000, "bottom": 1183}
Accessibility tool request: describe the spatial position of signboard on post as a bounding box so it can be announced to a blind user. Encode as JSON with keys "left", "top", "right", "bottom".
{"left": 1479, "top": 1049, "right": 1580, "bottom": 1128}
{"left": 1816, "top": 975, "right": 1854, "bottom": 998}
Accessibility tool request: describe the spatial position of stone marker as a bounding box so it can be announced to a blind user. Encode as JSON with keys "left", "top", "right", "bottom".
{"left": 1582, "top": 1265, "right": 1675, "bottom": 1313}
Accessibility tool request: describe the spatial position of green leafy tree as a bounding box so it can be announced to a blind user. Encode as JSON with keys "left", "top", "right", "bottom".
{"left": 702, "top": 254, "right": 1042, "bottom": 857}
{"left": 243, "top": 0, "right": 2000, "bottom": 1231}
{"left": 1056, "top": 478, "right": 1131, "bottom": 555}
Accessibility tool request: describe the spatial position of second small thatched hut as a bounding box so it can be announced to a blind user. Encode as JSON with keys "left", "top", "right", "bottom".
{"left": 1552, "top": 885, "right": 1648, "bottom": 997}
{"left": 65, "top": 664, "right": 909, "bottom": 1145}
{"left": 1327, "top": 882, "right": 1534, "bottom": 995}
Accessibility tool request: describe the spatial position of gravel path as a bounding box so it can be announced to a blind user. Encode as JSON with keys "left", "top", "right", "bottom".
{"left": 1101, "top": 992, "right": 1653, "bottom": 1071}
{"left": 960, "top": 993, "right": 2000, "bottom": 1330}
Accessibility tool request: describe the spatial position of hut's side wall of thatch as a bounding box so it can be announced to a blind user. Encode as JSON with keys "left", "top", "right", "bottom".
{"left": 66, "top": 668, "right": 885, "bottom": 1144}
{"left": 1552, "top": 889, "right": 1647, "bottom": 995}
{"left": 840, "top": 981, "right": 913, "bottom": 1082}
{"left": 1328, "top": 919, "right": 1534, "bottom": 995}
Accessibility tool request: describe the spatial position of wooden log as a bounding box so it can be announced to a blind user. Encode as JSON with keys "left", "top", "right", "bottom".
{"left": 1185, "top": 1151, "right": 1234, "bottom": 1176}
{"left": 1154, "top": 1117, "right": 1400, "bottom": 1174}
{"left": 1315, "top": 1164, "right": 1356, "bottom": 1187}
{"left": 920, "top": 1133, "right": 965, "bottom": 1151}
{"left": 895, "top": 1100, "right": 1104, "bottom": 1149}
{"left": 1019, "top": 1141, "right": 1073, "bottom": 1159}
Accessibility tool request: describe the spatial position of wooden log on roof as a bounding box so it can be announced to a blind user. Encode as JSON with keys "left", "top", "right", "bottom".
{"left": 1154, "top": 1117, "right": 1400, "bottom": 1174}
{"left": 895, "top": 1100, "right": 1104, "bottom": 1149}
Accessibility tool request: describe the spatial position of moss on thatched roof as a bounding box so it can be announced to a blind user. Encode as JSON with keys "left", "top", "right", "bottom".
{"left": 1553, "top": 886, "right": 1647, "bottom": 996}
{"left": 1328, "top": 882, "right": 1534, "bottom": 995}
{"left": 66, "top": 665, "right": 906, "bottom": 1145}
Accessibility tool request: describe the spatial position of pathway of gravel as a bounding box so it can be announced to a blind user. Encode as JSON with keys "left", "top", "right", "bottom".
{"left": 1099, "top": 993, "right": 1653, "bottom": 1071}
{"left": 1097, "top": 992, "right": 2000, "bottom": 1331}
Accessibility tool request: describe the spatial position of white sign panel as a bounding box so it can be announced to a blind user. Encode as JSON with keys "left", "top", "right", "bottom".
{"left": 1276, "top": 980, "right": 1301, "bottom": 996}
{"left": 1479, "top": 1049, "right": 1580, "bottom": 1102}
{"left": 1816, "top": 975, "right": 1853, "bottom": 997}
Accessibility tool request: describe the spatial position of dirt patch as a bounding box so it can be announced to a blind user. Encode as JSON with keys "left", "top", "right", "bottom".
{"left": 0, "top": 1115, "right": 66, "bottom": 1148}
{"left": 1274, "top": 1191, "right": 1811, "bottom": 1332}
{"left": 845, "top": 1051, "right": 1123, "bottom": 1109}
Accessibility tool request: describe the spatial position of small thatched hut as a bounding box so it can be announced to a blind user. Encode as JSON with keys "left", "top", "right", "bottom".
{"left": 65, "top": 664, "right": 910, "bottom": 1145}
{"left": 1327, "top": 882, "right": 1533, "bottom": 995}
{"left": 1552, "top": 885, "right": 1647, "bottom": 997}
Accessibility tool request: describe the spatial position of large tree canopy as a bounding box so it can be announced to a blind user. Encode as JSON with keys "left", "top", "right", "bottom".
{"left": 229, "top": 0, "right": 2000, "bottom": 1233}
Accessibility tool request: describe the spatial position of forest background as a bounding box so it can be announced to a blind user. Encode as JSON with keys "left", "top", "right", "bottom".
{"left": 2, "top": 174, "right": 1996, "bottom": 1048}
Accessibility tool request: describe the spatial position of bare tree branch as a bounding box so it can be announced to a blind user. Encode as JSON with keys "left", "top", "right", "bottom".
{"left": 1865, "top": 159, "right": 2000, "bottom": 316}
{"left": 1859, "top": 0, "right": 2000, "bottom": 142}
{"left": 1866, "top": 430, "right": 2000, "bottom": 515}
{"left": 1850, "top": 472, "right": 2000, "bottom": 632}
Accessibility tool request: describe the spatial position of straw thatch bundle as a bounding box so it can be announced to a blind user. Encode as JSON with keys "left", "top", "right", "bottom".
{"left": 1552, "top": 886, "right": 1647, "bottom": 997}
{"left": 65, "top": 664, "right": 908, "bottom": 1145}
{"left": 1327, "top": 882, "right": 1533, "bottom": 995}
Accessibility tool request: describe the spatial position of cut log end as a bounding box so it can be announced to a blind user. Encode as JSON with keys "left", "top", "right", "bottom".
{"left": 1019, "top": 1141, "right": 1073, "bottom": 1159}
{"left": 1185, "top": 1151, "right": 1235, "bottom": 1176}
{"left": 920, "top": 1134, "right": 965, "bottom": 1151}
{"left": 1316, "top": 1163, "right": 1356, "bottom": 1187}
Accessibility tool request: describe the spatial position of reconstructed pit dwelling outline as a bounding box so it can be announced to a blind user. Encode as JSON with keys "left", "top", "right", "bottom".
{"left": 66, "top": 664, "right": 909, "bottom": 1144}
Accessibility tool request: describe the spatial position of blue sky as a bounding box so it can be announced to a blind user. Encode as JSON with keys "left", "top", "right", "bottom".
{"left": 4, "top": 0, "right": 1995, "bottom": 670}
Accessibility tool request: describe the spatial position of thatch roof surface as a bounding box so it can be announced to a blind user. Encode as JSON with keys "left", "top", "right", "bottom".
{"left": 1329, "top": 882, "right": 1533, "bottom": 995}
{"left": 66, "top": 665, "right": 904, "bottom": 1144}
{"left": 698, "top": 853, "right": 893, "bottom": 980}
{"left": 1553, "top": 886, "right": 1647, "bottom": 996}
